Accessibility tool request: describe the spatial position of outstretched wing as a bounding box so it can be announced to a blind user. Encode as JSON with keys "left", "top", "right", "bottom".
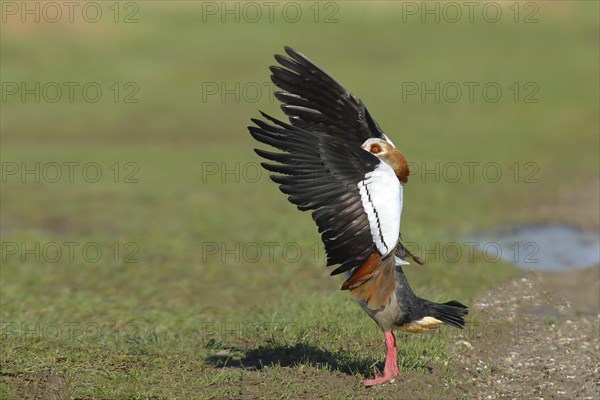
{"left": 270, "top": 46, "right": 395, "bottom": 148}
{"left": 248, "top": 113, "right": 402, "bottom": 275}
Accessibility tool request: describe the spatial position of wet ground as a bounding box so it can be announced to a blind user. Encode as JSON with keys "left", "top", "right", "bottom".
{"left": 475, "top": 224, "right": 600, "bottom": 271}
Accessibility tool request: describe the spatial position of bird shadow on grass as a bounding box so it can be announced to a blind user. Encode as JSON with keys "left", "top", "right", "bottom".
{"left": 205, "top": 343, "right": 377, "bottom": 376}
{"left": 205, "top": 343, "right": 433, "bottom": 377}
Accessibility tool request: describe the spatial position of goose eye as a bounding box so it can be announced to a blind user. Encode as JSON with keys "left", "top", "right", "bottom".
{"left": 370, "top": 144, "right": 381, "bottom": 154}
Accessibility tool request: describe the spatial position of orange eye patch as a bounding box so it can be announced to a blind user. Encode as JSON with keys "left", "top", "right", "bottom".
{"left": 370, "top": 144, "right": 382, "bottom": 154}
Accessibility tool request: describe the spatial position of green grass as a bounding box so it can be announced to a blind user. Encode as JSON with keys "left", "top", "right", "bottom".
{"left": 1, "top": 1, "right": 599, "bottom": 398}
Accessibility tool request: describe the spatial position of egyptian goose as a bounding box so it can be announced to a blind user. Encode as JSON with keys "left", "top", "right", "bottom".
{"left": 248, "top": 47, "right": 468, "bottom": 387}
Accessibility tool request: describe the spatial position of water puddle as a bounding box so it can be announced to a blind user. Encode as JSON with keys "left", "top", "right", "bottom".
{"left": 476, "top": 224, "right": 600, "bottom": 271}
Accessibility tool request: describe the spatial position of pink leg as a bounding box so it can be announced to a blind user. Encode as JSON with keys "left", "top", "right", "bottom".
{"left": 362, "top": 331, "right": 399, "bottom": 387}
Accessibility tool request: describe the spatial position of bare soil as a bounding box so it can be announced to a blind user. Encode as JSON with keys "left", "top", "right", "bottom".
{"left": 451, "top": 265, "right": 600, "bottom": 399}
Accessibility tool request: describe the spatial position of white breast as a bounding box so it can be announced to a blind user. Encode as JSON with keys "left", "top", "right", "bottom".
{"left": 357, "top": 161, "right": 402, "bottom": 257}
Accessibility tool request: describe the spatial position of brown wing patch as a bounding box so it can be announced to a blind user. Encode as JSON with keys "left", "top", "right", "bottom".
{"left": 341, "top": 252, "right": 381, "bottom": 290}
{"left": 343, "top": 254, "right": 395, "bottom": 310}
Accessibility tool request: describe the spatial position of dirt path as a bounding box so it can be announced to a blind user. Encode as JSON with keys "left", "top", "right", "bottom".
{"left": 451, "top": 266, "right": 599, "bottom": 399}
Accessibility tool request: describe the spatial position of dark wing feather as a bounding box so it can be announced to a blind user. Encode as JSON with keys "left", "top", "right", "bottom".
{"left": 248, "top": 113, "right": 381, "bottom": 275}
{"left": 394, "top": 240, "right": 425, "bottom": 266}
{"left": 270, "top": 46, "right": 391, "bottom": 147}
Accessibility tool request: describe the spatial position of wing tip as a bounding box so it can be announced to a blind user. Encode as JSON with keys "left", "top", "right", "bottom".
{"left": 283, "top": 45, "right": 296, "bottom": 56}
